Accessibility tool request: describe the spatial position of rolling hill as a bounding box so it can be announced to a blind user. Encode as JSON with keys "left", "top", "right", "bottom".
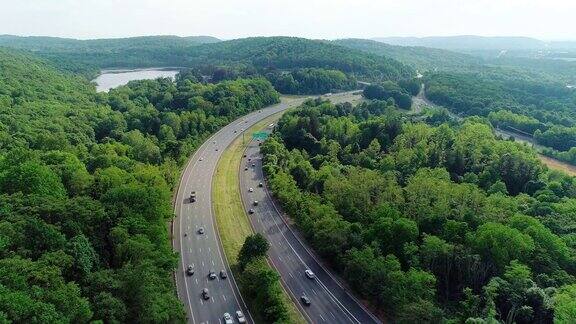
{"left": 332, "top": 38, "right": 483, "bottom": 71}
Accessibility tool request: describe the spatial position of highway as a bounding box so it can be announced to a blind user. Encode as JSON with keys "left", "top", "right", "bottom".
{"left": 239, "top": 141, "right": 381, "bottom": 322}
{"left": 173, "top": 92, "right": 363, "bottom": 324}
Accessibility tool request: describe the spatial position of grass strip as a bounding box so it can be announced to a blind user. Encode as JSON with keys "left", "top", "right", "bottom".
{"left": 212, "top": 111, "right": 306, "bottom": 324}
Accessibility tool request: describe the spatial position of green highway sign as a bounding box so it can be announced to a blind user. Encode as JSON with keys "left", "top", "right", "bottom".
{"left": 252, "top": 131, "right": 269, "bottom": 140}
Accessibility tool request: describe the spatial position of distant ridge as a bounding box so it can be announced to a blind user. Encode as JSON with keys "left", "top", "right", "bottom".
{"left": 0, "top": 34, "right": 221, "bottom": 51}
{"left": 373, "top": 35, "right": 546, "bottom": 51}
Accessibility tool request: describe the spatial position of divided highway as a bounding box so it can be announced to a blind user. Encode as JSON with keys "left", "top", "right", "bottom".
{"left": 173, "top": 92, "right": 367, "bottom": 324}
{"left": 174, "top": 97, "right": 306, "bottom": 324}
{"left": 239, "top": 141, "right": 381, "bottom": 324}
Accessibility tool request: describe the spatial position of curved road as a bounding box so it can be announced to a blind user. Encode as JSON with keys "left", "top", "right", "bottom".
{"left": 240, "top": 140, "right": 380, "bottom": 324}
{"left": 173, "top": 92, "right": 368, "bottom": 323}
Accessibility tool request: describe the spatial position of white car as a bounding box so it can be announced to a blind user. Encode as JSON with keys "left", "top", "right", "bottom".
{"left": 305, "top": 269, "right": 315, "bottom": 279}
{"left": 223, "top": 312, "right": 233, "bottom": 324}
{"left": 248, "top": 188, "right": 254, "bottom": 192}
{"left": 236, "top": 310, "right": 246, "bottom": 323}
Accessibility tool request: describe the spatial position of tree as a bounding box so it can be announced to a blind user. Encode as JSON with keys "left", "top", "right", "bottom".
{"left": 471, "top": 222, "right": 535, "bottom": 271}
{"left": 554, "top": 284, "right": 576, "bottom": 323}
{"left": 238, "top": 233, "right": 269, "bottom": 270}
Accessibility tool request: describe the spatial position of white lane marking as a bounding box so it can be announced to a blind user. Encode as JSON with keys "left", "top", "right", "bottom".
{"left": 202, "top": 261, "right": 205, "bottom": 267}
{"left": 208, "top": 247, "right": 211, "bottom": 253}
{"left": 211, "top": 260, "right": 215, "bottom": 266}
{"left": 320, "top": 314, "right": 326, "bottom": 322}
{"left": 195, "top": 278, "right": 198, "bottom": 285}
{"left": 288, "top": 272, "right": 294, "bottom": 278}
{"left": 222, "top": 295, "right": 227, "bottom": 301}
{"left": 177, "top": 100, "right": 308, "bottom": 323}
{"left": 199, "top": 247, "right": 202, "bottom": 253}
{"left": 260, "top": 178, "right": 363, "bottom": 323}
{"left": 242, "top": 140, "right": 366, "bottom": 324}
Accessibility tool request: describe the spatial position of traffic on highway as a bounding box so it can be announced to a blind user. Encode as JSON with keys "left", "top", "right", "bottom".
{"left": 173, "top": 92, "right": 367, "bottom": 323}
{"left": 239, "top": 140, "right": 381, "bottom": 324}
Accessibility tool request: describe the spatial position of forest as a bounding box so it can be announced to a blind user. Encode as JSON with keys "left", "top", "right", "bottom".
{"left": 424, "top": 71, "right": 576, "bottom": 154}
{"left": 0, "top": 36, "right": 415, "bottom": 86}
{"left": 0, "top": 48, "right": 280, "bottom": 322}
{"left": 261, "top": 98, "right": 576, "bottom": 323}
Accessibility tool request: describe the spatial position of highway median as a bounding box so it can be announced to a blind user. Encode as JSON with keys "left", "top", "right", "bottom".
{"left": 212, "top": 108, "right": 306, "bottom": 324}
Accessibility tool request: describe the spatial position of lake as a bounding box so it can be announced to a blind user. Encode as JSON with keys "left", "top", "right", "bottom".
{"left": 93, "top": 68, "right": 180, "bottom": 92}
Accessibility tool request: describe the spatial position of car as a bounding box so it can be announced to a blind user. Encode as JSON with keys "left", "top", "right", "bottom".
{"left": 190, "top": 191, "right": 196, "bottom": 197}
{"left": 215, "top": 148, "right": 219, "bottom": 151}
{"left": 208, "top": 271, "right": 217, "bottom": 280}
{"left": 213, "top": 141, "right": 216, "bottom": 144}
{"left": 248, "top": 188, "right": 254, "bottom": 192}
{"left": 251, "top": 163, "right": 255, "bottom": 167}
{"left": 301, "top": 295, "right": 311, "bottom": 306}
{"left": 253, "top": 201, "right": 258, "bottom": 206}
{"left": 258, "top": 182, "right": 263, "bottom": 187}
{"left": 220, "top": 270, "right": 227, "bottom": 279}
{"left": 223, "top": 312, "right": 233, "bottom": 324}
{"left": 248, "top": 209, "right": 254, "bottom": 214}
{"left": 258, "top": 143, "right": 262, "bottom": 146}
{"left": 190, "top": 197, "right": 196, "bottom": 203}
{"left": 198, "top": 227, "right": 205, "bottom": 234}
{"left": 248, "top": 158, "right": 251, "bottom": 161}
{"left": 236, "top": 310, "right": 246, "bottom": 323}
{"left": 199, "top": 157, "right": 203, "bottom": 161}
{"left": 201, "top": 288, "right": 210, "bottom": 300}
{"left": 234, "top": 130, "right": 237, "bottom": 133}
{"left": 244, "top": 167, "right": 249, "bottom": 171}
{"left": 243, "top": 154, "right": 247, "bottom": 157}
{"left": 305, "top": 269, "right": 315, "bottom": 279}
{"left": 186, "top": 265, "right": 194, "bottom": 276}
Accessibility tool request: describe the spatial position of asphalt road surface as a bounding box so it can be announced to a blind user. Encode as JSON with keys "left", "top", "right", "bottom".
{"left": 173, "top": 92, "right": 361, "bottom": 324}
{"left": 239, "top": 142, "right": 381, "bottom": 322}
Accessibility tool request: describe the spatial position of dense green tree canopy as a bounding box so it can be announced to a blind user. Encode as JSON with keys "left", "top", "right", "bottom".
{"left": 261, "top": 99, "right": 576, "bottom": 322}
{"left": 0, "top": 48, "right": 281, "bottom": 322}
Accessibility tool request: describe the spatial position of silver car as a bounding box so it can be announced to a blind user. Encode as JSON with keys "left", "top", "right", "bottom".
{"left": 223, "top": 312, "right": 233, "bottom": 324}
{"left": 236, "top": 310, "right": 246, "bottom": 323}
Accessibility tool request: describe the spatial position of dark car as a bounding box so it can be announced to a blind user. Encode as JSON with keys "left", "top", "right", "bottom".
{"left": 243, "top": 154, "right": 247, "bottom": 157}
{"left": 253, "top": 201, "right": 258, "bottom": 206}
{"left": 198, "top": 227, "right": 205, "bottom": 234}
{"left": 301, "top": 295, "right": 311, "bottom": 306}
{"left": 186, "top": 265, "right": 194, "bottom": 276}
{"left": 248, "top": 209, "right": 255, "bottom": 214}
{"left": 208, "top": 271, "right": 217, "bottom": 280}
{"left": 201, "top": 288, "right": 210, "bottom": 300}
{"left": 220, "top": 270, "right": 227, "bottom": 279}
{"left": 244, "top": 167, "right": 248, "bottom": 171}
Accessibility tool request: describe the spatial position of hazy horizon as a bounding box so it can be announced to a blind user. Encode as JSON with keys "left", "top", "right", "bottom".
{"left": 1, "top": 0, "right": 574, "bottom": 41}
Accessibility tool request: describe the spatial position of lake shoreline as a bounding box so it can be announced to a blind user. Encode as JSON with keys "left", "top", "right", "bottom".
{"left": 93, "top": 67, "right": 181, "bottom": 92}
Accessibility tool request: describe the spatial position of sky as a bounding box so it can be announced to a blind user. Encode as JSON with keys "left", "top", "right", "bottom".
{"left": 0, "top": 0, "right": 574, "bottom": 40}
